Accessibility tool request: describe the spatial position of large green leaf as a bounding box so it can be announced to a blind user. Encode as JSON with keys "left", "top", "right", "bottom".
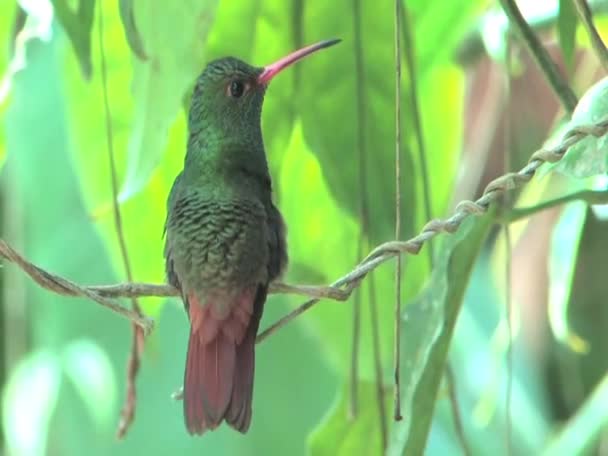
{"left": 299, "top": 0, "right": 476, "bottom": 244}
{"left": 388, "top": 212, "right": 494, "bottom": 455}
{"left": 119, "top": 0, "right": 218, "bottom": 200}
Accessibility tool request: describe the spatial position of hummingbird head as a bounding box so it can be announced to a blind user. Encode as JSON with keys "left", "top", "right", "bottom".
{"left": 187, "top": 39, "right": 342, "bottom": 145}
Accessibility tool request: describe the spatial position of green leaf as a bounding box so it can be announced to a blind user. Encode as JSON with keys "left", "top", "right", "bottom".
{"left": 552, "top": 77, "right": 608, "bottom": 178}
{"left": 558, "top": 0, "right": 578, "bottom": 73}
{"left": 118, "top": 0, "right": 147, "bottom": 60}
{"left": 308, "top": 382, "right": 390, "bottom": 456}
{"left": 299, "top": 0, "right": 477, "bottom": 244}
{"left": 388, "top": 212, "right": 494, "bottom": 455}
{"left": 542, "top": 372, "right": 608, "bottom": 455}
{"left": 2, "top": 351, "right": 61, "bottom": 456}
{"left": 548, "top": 201, "right": 589, "bottom": 353}
{"left": 119, "top": 0, "right": 218, "bottom": 200}
{"left": 51, "top": 0, "right": 95, "bottom": 78}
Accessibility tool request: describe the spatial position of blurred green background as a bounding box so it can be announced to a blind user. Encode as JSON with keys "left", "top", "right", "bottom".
{"left": 2, "top": 0, "right": 608, "bottom": 454}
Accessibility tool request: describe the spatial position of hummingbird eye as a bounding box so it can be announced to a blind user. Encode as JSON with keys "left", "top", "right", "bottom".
{"left": 228, "top": 80, "right": 245, "bottom": 98}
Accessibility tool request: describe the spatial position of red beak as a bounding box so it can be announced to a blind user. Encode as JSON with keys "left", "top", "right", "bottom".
{"left": 257, "top": 39, "right": 341, "bottom": 85}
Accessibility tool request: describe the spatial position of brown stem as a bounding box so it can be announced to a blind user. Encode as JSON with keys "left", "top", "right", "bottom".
{"left": 573, "top": 0, "right": 608, "bottom": 72}
{"left": 499, "top": 0, "right": 578, "bottom": 113}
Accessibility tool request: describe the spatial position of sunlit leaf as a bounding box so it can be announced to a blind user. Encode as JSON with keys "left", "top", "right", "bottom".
{"left": 51, "top": 0, "right": 95, "bottom": 78}
{"left": 2, "top": 351, "right": 61, "bottom": 456}
{"left": 548, "top": 201, "right": 589, "bottom": 353}
{"left": 552, "top": 77, "right": 608, "bottom": 178}
{"left": 308, "top": 382, "right": 390, "bottom": 456}
{"left": 119, "top": 0, "right": 218, "bottom": 200}
{"left": 388, "top": 212, "right": 494, "bottom": 455}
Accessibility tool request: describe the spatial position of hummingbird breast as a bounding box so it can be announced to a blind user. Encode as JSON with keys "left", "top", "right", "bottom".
{"left": 165, "top": 194, "right": 270, "bottom": 297}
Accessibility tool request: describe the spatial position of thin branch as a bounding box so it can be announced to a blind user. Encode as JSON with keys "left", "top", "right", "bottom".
{"left": 0, "top": 240, "right": 153, "bottom": 331}
{"left": 499, "top": 0, "right": 578, "bottom": 113}
{"left": 393, "top": 0, "right": 403, "bottom": 422}
{"left": 401, "top": 5, "right": 434, "bottom": 261}
{"left": 97, "top": 2, "right": 144, "bottom": 439}
{"left": 88, "top": 281, "right": 349, "bottom": 301}
{"left": 349, "top": 284, "right": 362, "bottom": 419}
{"left": 351, "top": 0, "right": 369, "bottom": 420}
{"left": 1, "top": 120, "right": 607, "bottom": 345}
{"left": 573, "top": 0, "right": 608, "bottom": 72}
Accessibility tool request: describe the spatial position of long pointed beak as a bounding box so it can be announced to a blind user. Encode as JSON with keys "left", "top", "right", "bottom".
{"left": 257, "top": 38, "right": 341, "bottom": 85}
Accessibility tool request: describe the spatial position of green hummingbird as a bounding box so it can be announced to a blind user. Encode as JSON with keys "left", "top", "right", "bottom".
{"left": 164, "top": 39, "right": 341, "bottom": 435}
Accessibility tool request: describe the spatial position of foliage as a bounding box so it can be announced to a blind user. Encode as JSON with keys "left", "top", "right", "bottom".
{"left": 1, "top": 0, "right": 608, "bottom": 455}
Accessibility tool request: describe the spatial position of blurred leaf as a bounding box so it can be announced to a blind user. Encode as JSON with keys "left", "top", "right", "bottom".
{"left": 119, "top": 0, "right": 218, "bottom": 200}
{"left": 542, "top": 372, "right": 608, "bottom": 455}
{"left": 62, "top": 340, "right": 118, "bottom": 429}
{"left": 308, "top": 382, "right": 389, "bottom": 456}
{"left": 558, "top": 0, "right": 578, "bottom": 73}
{"left": 552, "top": 77, "right": 608, "bottom": 178}
{"left": 388, "top": 212, "right": 494, "bottom": 455}
{"left": 299, "top": 0, "right": 477, "bottom": 244}
{"left": 118, "top": 0, "right": 147, "bottom": 60}
{"left": 548, "top": 201, "right": 589, "bottom": 353}
{"left": 2, "top": 351, "right": 61, "bottom": 456}
{"left": 51, "top": 0, "right": 95, "bottom": 78}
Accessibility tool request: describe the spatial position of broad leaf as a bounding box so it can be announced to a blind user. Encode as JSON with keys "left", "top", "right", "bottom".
{"left": 119, "top": 0, "right": 218, "bottom": 200}
{"left": 552, "top": 77, "right": 608, "bottom": 178}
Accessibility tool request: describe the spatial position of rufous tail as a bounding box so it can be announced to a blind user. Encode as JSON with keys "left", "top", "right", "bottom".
{"left": 183, "top": 286, "right": 266, "bottom": 435}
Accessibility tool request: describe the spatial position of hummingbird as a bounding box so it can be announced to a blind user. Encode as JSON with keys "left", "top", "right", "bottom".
{"left": 164, "top": 39, "right": 341, "bottom": 435}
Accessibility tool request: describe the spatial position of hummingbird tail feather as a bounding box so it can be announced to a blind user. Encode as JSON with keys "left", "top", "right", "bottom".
{"left": 226, "top": 285, "right": 266, "bottom": 432}
{"left": 183, "top": 289, "right": 260, "bottom": 435}
{"left": 184, "top": 324, "right": 235, "bottom": 434}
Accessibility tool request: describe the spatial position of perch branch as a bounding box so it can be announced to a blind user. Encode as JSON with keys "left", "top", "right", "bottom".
{"left": 0, "top": 240, "right": 153, "bottom": 332}
{"left": 1, "top": 119, "right": 607, "bottom": 345}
